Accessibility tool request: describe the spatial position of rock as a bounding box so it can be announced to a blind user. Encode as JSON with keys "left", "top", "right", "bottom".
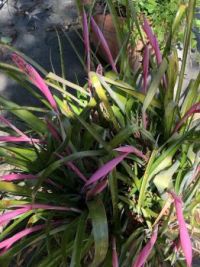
{"left": 0, "top": 0, "right": 85, "bottom": 106}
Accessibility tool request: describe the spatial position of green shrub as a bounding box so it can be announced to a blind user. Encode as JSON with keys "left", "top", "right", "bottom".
{"left": 0, "top": 0, "right": 199, "bottom": 266}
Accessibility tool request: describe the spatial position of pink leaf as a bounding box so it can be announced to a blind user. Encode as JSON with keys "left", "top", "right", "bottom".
{"left": 142, "top": 45, "right": 150, "bottom": 93}
{"left": 12, "top": 53, "right": 58, "bottom": 112}
{"left": 0, "top": 136, "right": 41, "bottom": 143}
{"left": 15, "top": 204, "right": 77, "bottom": 212}
{"left": 82, "top": 8, "right": 90, "bottom": 73}
{"left": 0, "top": 173, "right": 37, "bottom": 182}
{"left": 0, "top": 224, "right": 45, "bottom": 252}
{"left": 142, "top": 112, "right": 148, "bottom": 130}
{"left": 56, "top": 153, "right": 87, "bottom": 182}
{"left": 84, "top": 153, "right": 128, "bottom": 187}
{"left": 0, "top": 207, "right": 30, "bottom": 226}
{"left": 67, "top": 161, "right": 87, "bottom": 182}
{"left": 90, "top": 17, "right": 118, "bottom": 73}
{"left": 112, "top": 237, "right": 119, "bottom": 267}
{"left": 132, "top": 225, "right": 158, "bottom": 267}
{"left": 170, "top": 192, "right": 192, "bottom": 267}
{"left": 86, "top": 179, "right": 108, "bottom": 199}
{"left": 143, "top": 18, "right": 163, "bottom": 66}
{"left": 0, "top": 204, "right": 80, "bottom": 226}
{"left": 173, "top": 102, "right": 200, "bottom": 133}
{"left": 85, "top": 145, "right": 148, "bottom": 188}
{"left": 0, "top": 116, "right": 26, "bottom": 137}
{"left": 46, "top": 119, "right": 61, "bottom": 141}
{"left": 46, "top": 178, "right": 64, "bottom": 190}
{"left": 114, "top": 146, "right": 148, "bottom": 161}
{"left": 0, "top": 173, "right": 62, "bottom": 190}
{"left": 143, "top": 18, "right": 155, "bottom": 50}
{"left": 153, "top": 36, "right": 162, "bottom": 65}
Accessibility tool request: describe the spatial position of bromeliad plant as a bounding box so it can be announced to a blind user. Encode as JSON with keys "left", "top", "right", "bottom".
{"left": 0, "top": 0, "right": 199, "bottom": 266}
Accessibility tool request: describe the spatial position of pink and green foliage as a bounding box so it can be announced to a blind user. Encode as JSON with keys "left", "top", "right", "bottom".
{"left": 0, "top": 0, "right": 198, "bottom": 266}
{"left": 12, "top": 53, "right": 58, "bottom": 112}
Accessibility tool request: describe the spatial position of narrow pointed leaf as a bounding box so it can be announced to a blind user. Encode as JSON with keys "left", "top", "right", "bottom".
{"left": 0, "top": 224, "right": 45, "bottom": 251}
{"left": 87, "top": 198, "right": 108, "bottom": 267}
{"left": 90, "top": 17, "right": 117, "bottom": 73}
{"left": 173, "top": 102, "right": 200, "bottom": 133}
{"left": 0, "top": 116, "right": 26, "bottom": 137}
{"left": 56, "top": 153, "right": 87, "bottom": 182}
{"left": 143, "top": 18, "right": 162, "bottom": 66}
{"left": 89, "top": 72, "right": 119, "bottom": 130}
{"left": 153, "top": 36, "right": 162, "bottom": 65}
{"left": 86, "top": 179, "right": 108, "bottom": 199}
{"left": 142, "top": 46, "right": 150, "bottom": 93}
{"left": 85, "top": 153, "right": 128, "bottom": 187}
{"left": 0, "top": 204, "right": 77, "bottom": 226}
{"left": 15, "top": 204, "right": 78, "bottom": 212}
{"left": 0, "top": 95, "right": 46, "bottom": 133}
{"left": 70, "top": 213, "right": 87, "bottom": 267}
{"left": 132, "top": 225, "right": 158, "bottom": 267}
{"left": 12, "top": 53, "right": 58, "bottom": 112}
{"left": 46, "top": 120, "right": 61, "bottom": 141}
{"left": 143, "top": 18, "right": 155, "bottom": 50}
{"left": 114, "top": 146, "right": 148, "bottom": 161}
{"left": 170, "top": 192, "right": 192, "bottom": 267}
{"left": 82, "top": 9, "right": 90, "bottom": 73}
{"left": 0, "top": 136, "right": 41, "bottom": 143}
{"left": 0, "top": 173, "right": 37, "bottom": 182}
{"left": 142, "top": 59, "right": 168, "bottom": 113}
{"left": 0, "top": 208, "right": 30, "bottom": 226}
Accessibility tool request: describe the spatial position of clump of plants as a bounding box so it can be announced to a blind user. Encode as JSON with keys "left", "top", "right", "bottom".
{"left": 0, "top": 0, "right": 199, "bottom": 266}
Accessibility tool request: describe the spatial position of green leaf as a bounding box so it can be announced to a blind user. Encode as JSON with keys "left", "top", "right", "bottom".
{"left": 109, "top": 125, "right": 139, "bottom": 148}
{"left": 181, "top": 72, "right": 200, "bottom": 116}
{"left": 0, "top": 211, "right": 33, "bottom": 240}
{"left": 103, "top": 76, "right": 161, "bottom": 109}
{"left": 112, "top": 105, "right": 125, "bottom": 127}
{"left": 0, "top": 96, "right": 46, "bottom": 134}
{"left": 0, "top": 181, "right": 33, "bottom": 196}
{"left": 153, "top": 160, "right": 180, "bottom": 195}
{"left": 74, "top": 113, "right": 111, "bottom": 151}
{"left": 70, "top": 212, "right": 87, "bottom": 267}
{"left": 0, "top": 225, "right": 67, "bottom": 264}
{"left": 98, "top": 75, "right": 127, "bottom": 113}
{"left": 89, "top": 72, "right": 120, "bottom": 130}
{"left": 172, "top": 4, "right": 187, "bottom": 35}
{"left": 142, "top": 59, "right": 168, "bottom": 114}
{"left": 33, "top": 150, "right": 104, "bottom": 194}
{"left": 137, "top": 150, "right": 157, "bottom": 211}
{"left": 38, "top": 249, "right": 63, "bottom": 267}
{"left": 46, "top": 72, "right": 89, "bottom": 96}
{"left": 175, "top": 0, "right": 197, "bottom": 102}
{"left": 87, "top": 198, "right": 109, "bottom": 267}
